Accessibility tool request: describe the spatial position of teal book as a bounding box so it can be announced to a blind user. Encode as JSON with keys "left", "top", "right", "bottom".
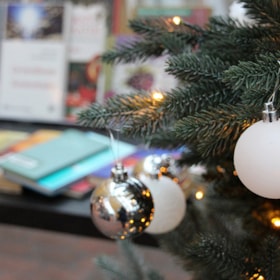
{"left": 3, "top": 132, "right": 137, "bottom": 196}
{"left": 0, "top": 129, "right": 108, "bottom": 180}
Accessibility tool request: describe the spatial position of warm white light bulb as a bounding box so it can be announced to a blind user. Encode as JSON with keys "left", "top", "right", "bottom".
{"left": 139, "top": 175, "right": 186, "bottom": 234}
{"left": 234, "top": 120, "right": 280, "bottom": 199}
{"left": 172, "top": 16, "right": 181, "bottom": 25}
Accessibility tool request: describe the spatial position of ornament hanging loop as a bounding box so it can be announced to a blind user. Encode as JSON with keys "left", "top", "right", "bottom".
{"left": 111, "top": 162, "right": 128, "bottom": 183}
{"left": 263, "top": 102, "right": 277, "bottom": 122}
{"left": 263, "top": 61, "right": 280, "bottom": 122}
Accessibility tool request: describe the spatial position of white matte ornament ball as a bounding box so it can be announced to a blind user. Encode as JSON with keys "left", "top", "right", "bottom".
{"left": 234, "top": 120, "right": 280, "bottom": 199}
{"left": 139, "top": 175, "right": 186, "bottom": 234}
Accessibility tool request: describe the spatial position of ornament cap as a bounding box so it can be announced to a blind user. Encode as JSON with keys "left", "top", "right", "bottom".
{"left": 263, "top": 102, "right": 278, "bottom": 122}
{"left": 111, "top": 162, "right": 128, "bottom": 183}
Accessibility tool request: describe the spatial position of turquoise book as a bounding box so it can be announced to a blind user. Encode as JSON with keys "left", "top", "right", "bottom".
{"left": 2, "top": 132, "right": 137, "bottom": 196}
{"left": 0, "top": 129, "right": 108, "bottom": 180}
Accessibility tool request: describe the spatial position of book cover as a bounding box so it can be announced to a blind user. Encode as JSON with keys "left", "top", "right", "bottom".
{"left": 0, "top": 129, "right": 108, "bottom": 180}
{"left": 0, "top": 130, "right": 30, "bottom": 154}
{"left": 0, "top": 173, "right": 22, "bottom": 195}
{"left": 0, "top": 3, "right": 70, "bottom": 123}
{"left": 0, "top": 129, "right": 61, "bottom": 195}
{"left": 8, "top": 129, "right": 61, "bottom": 152}
{"left": 63, "top": 178, "right": 94, "bottom": 199}
{"left": 66, "top": 2, "right": 108, "bottom": 122}
{"left": 3, "top": 131, "right": 136, "bottom": 196}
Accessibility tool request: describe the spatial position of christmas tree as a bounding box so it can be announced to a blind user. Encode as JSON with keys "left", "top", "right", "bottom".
{"left": 78, "top": 0, "right": 280, "bottom": 279}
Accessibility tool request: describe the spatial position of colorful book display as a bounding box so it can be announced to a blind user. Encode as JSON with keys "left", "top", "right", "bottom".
{"left": 0, "top": 129, "right": 137, "bottom": 196}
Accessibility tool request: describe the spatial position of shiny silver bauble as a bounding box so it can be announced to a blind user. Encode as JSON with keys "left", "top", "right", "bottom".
{"left": 90, "top": 163, "right": 154, "bottom": 240}
{"left": 133, "top": 154, "right": 179, "bottom": 180}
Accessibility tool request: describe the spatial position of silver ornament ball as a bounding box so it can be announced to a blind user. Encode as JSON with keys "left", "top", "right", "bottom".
{"left": 133, "top": 154, "right": 179, "bottom": 180}
{"left": 90, "top": 163, "right": 154, "bottom": 240}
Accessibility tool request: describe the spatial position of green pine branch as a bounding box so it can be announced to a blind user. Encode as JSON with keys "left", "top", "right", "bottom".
{"left": 257, "top": 235, "right": 280, "bottom": 279}
{"left": 223, "top": 52, "right": 280, "bottom": 92}
{"left": 166, "top": 53, "right": 230, "bottom": 82}
{"left": 102, "top": 39, "right": 165, "bottom": 64}
{"left": 129, "top": 18, "right": 201, "bottom": 55}
{"left": 78, "top": 92, "right": 171, "bottom": 137}
{"left": 184, "top": 234, "right": 248, "bottom": 280}
{"left": 95, "top": 240, "right": 164, "bottom": 280}
{"left": 242, "top": 0, "right": 280, "bottom": 25}
{"left": 95, "top": 255, "right": 130, "bottom": 280}
{"left": 102, "top": 18, "right": 202, "bottom": 65}
{"left": 162, "top": 81, "right": 240, "bottom": 119}
{"left": 129, "top": 17, "right": 201, "bottom": 41}
{"left": 199, "top": 17, "right": 255, "bottom": 63}
{"left": 174, "top": 104, "right": 260, "bottom": 159}
{"left": 78, "top": 83, "right": 243, "bottom": 142}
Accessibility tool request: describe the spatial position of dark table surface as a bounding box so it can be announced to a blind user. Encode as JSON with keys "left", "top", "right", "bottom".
{"left": 0, "top": 189, "right": 158, "bottom": 247}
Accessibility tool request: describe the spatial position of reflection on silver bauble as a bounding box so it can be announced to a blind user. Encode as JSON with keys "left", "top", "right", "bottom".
{"left": 133, "top": 154, "right": 179, "bottom": 180}
{"left": 133, "top": 154, "right": 202, "bottom": 198}
{"left": 90, "top": 163, "right": 154, "bottom": 240}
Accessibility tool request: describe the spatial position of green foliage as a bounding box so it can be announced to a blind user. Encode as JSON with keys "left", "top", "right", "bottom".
{"left": 95, "top": 240, "right": 164, "bottom": 280}
{"left": 78, "top": 0, "right": 280, "bottom": 279}
{"left": 102, "top": 39, "right": 165, "bottom": 64}
{"left": 79, "top": 1, "right": 280, "bottom": 159}
{"left": 174, "top": 104, "right": 259, "bottom": 159}
{"left": 102, "top": 18, "right": 199, "bottom": 64}
{"left": 166, "top": 53, "right": 230, "bottom": 82}
{"left": 242, "top": 0, "right": 280, "bottom": 25}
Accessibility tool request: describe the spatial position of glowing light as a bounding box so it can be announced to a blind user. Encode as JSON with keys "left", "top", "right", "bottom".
{"left": 141, "top": 217, "right": 146, "bottom": 223}
{"left": 129, "top": 219, "right": 134, "bottom": 224}
{"left": 152, "top": 91, "right": 164, "bottom": 102}
{"left": 129, "top": 227, "right": 136, "bottom": 232}
{"left": 195, "top": 190, "right": 204, "bottom": 200}
{"left": 160, "top": 166, "right": 168, "bottom": 174}
{"left": 172, "top": 16, "right": 181, "bottom": 25}
{"left": 142, "top": 190, "right": 151, "bottom": 197}
{"left": 18, "top": 6, "right": 41, "bottom": 38}
{"left": 271, "top": 217, "right": 280, "bottom": 228}
{"left": 216, "top": 165, "right": 225, "bottom": 173}
{"left": 249, "top": 274, "right": 265, "bottom": 280}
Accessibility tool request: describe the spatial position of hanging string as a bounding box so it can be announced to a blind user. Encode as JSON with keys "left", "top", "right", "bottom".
{"left": 108, "top": 129, "right": 121, "bottom": 167}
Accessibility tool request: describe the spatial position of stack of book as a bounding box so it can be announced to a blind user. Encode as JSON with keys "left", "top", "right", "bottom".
{"left": 0, "top": 129, "right": 137, "bottom": 197}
